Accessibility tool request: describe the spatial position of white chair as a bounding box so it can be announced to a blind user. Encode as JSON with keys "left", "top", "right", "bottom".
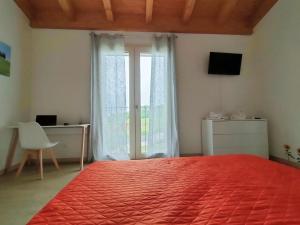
{"left": 16, "top": 122, "right": 59, "bottom": 179}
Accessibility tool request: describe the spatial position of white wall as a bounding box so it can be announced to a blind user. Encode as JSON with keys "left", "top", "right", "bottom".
{"left": 30, "top": 30, "right": 90, "bottom": 159}
{"left": 0, "top": 0, "right": 32, "bottom": 170}
{"left": 176, "top": 34, "right": 262, "bottom": 154}
{"left": 30, "top": 30, "right": 262, "bottom": 156}
{"left": 251, "top": 0, "right": 300, "bottom": 160}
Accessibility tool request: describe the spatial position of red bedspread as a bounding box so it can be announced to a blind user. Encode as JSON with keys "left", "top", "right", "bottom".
{"left": 27, "top": 155, "right": 300, "bottom": 225}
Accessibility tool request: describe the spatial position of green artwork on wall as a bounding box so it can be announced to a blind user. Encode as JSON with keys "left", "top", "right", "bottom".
{"left": 0, "top": 41, "right": 11, "bottom": 77}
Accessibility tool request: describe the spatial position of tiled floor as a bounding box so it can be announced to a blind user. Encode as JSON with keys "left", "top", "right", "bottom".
{"left": 0, "top": 164, "right": 80, "bottom": 225}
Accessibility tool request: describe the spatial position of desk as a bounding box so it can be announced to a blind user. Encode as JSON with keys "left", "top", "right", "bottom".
{"left": 4, "top": 124, "right": 90, "bottom": 174}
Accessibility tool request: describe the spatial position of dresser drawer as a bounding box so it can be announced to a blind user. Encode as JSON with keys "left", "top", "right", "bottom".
{"left": 213, "top": 121, "right": 267, "bottom": 134}
{"left": 213, "top": 134, "right": 267, "bottom": 148}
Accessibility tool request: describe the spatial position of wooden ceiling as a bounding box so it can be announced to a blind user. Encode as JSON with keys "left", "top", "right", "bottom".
{"left": 15, "top": 0, "right": 278, "bottom": 35}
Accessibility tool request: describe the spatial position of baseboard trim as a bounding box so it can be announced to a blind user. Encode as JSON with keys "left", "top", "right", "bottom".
{"left": 180, "top": 153, "right": 203, "bottom": 157}
{"left": 270, "top": 155, "right": 300, "bottom": 168}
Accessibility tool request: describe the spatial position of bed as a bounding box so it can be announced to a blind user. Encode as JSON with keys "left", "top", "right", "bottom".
{"left": 27, "top": 155, "right": 300, "bottom": 225}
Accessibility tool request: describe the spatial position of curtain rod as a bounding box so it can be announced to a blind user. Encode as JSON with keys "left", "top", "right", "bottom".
{"left": 90, "top": 32, "right": 178, "bottom": 38}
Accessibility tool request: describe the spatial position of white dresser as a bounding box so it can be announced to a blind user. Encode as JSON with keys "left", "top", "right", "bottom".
{"left": 202, "top": 119, "right": 269, "bottom": 159}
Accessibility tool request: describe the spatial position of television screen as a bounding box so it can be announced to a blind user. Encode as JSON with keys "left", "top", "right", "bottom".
{"left": 208, "top": 52, "right": 242, "bottom": 75}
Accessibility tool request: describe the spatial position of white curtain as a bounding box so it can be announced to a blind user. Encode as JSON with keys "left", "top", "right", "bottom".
{"left": 90, "top": 33, "right": 129, "bottom": 160}
{"left": 146, "top": 35, "right": 179, "bottom": 158}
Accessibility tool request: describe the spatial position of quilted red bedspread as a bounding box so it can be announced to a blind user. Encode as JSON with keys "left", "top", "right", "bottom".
{"left": 27, "top": 155, "right": 300, "bottom": 225}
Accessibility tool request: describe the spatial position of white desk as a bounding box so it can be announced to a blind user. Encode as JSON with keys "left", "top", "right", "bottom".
{"left": 4, "top": 124, "right": 90, "bottom": 174}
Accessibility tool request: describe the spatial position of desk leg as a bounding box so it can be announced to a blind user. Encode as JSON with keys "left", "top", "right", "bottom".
{"left": 4, "top": 129, "right": 19, "bottom": 174}
{"left": 86, "top": 127, "right": 90, "bottom": 162}
{"left": 80, "top": 127, "right": 87, "bottom": 171}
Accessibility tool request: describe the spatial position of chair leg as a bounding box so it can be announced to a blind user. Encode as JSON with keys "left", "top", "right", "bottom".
{"left": 49, "top": 150, "right": 60, "bottom": 170}
{"left": 16, "top": 152, "right": 28, "bottom": 176}
{"left": 35, "top": 151, "right": 39, "bottom": 171}
{"left": 38, "top": 149, "right": 44, "bottom": 180}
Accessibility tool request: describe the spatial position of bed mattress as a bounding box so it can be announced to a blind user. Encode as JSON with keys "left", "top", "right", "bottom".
{"left": 27, "top": 155, "right": 300, "bottom": 225}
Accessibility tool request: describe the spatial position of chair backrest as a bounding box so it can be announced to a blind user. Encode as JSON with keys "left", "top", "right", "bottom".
{"left": 18, "top": 122, "right": 50, "bottom": 149}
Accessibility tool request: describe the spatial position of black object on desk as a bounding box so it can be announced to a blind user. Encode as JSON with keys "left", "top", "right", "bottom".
{"left": 36, "top": 115, "right": 57, "bottom": 126}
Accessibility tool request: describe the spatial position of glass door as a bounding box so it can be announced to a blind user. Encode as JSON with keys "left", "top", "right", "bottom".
{"left": 125, "top": 47, "right": 152, "bottom": 159}
{"left": 128, "top": 46, "right": 167, "bottom": 159}
{"left": 101, "top": 46, "right": 168, "bottom": 160}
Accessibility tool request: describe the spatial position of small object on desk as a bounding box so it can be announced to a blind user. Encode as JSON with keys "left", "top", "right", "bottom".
{"left": 36, "top": 115, "right": 57, "bottom": 126}
{"left": 63, "top": 123, "right": 69, "bottom": 126}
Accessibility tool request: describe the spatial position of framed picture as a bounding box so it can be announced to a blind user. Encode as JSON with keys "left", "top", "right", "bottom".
{"left": 0, "top": 42, "right": 11, "bottom": 77}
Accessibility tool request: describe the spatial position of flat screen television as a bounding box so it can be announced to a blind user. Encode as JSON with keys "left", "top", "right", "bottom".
{"left": 208, "top": 52, "right": 242, "bottom": 75}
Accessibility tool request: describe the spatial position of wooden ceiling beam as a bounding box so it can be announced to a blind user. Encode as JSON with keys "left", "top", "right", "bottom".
{"left": 15, "top": 0, "right": 278, "bottom": 35}
{"left": 182, "top": 0, "right": 196, "bottom": 23}
{"left": 250, "top": 0, "right": 278, "bottom": 27}
{"left": 217, "top": 0, "right": 239, "bottom": 24}
{"left": 31, "top": 14, "right": 253, "bottom": 35}
{"left": 15, "top": 0, "right": 34, "bottom": 20}
{"left": 57, "top": 0, "right": 75, "bottom": 20}
{"left": 145, "top": 0, "right": 154, "bottom": 24}
{"left": 102, "top": 0, "right": 114, "bottom": 22}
